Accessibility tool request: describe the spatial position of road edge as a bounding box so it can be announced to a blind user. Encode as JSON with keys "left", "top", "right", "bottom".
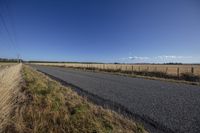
{"left": 35, "top": 68, "right": 176, "bottom": 133}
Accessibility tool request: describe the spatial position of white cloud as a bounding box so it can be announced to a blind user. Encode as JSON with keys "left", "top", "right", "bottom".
{"left": 156, "top": 55, "right": 192, "bottom": 59}
{"left": 128, "top": 56, "right": 149, "bottom": 60}
{"left": 120, "top": 55, "right": 194, "bottom": 63}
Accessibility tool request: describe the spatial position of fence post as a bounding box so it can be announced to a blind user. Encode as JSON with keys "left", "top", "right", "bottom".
{"left": 139, "top": 66, "right": 140, "bottom": 72}
{"left": 191, "top": 67, "right": 194, "bottom": 74}
{"left": 177, "top": 67, "right": 180, "bottom": 77}
{"left": 166, "top": 67, "right": 168, "bottom": 74}
{"left": 147, "top": 67, "right": 149, "bottom": 72}
{"left": 132, "top": 65, "right": 133, "bottom": 74}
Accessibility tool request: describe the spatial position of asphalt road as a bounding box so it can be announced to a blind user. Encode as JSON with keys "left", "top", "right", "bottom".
{"left": 31, "top": 65, "right": 200, "bottom": 133}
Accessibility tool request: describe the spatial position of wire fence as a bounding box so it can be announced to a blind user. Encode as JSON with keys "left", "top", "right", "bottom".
{"left": 33, "top": 63, "right": 200, "bottom": 77}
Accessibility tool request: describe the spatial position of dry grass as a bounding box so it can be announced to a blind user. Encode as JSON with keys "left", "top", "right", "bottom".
{"left": 3, "top": 65, "right": 147, "bottom": 133}
{"left": 0, "top": 64, "right": 22, "bottom": 131}
{"left": 31, "top": 63, "right": 200, "bottom": 83}
{"left": 32, "top": 63, "right": 200, "bottom": 76}
{"left": 0, "top": 63, "right": 15, "bottom": 70}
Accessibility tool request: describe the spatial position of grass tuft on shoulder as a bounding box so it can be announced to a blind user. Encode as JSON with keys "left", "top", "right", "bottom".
{"left": 4, "top": 65, "right": 147, "bottom": 133}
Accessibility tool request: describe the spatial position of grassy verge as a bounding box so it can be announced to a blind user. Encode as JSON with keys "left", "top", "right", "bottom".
{"left": 3, "top": 65, "right": 146, "bottom": 133}
{"left": 62, "top": 66, "right": 200, "bottom": 86}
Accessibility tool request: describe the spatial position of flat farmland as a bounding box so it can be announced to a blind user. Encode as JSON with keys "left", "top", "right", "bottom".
{"left": 31, "top": 63, "right": 200, "bottom": 77}
{"left": 0, "top": 63, "right": 16, "bottom": 69}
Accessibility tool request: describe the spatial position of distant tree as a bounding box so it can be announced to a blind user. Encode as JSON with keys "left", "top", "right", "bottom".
{"left": 0, "top": 58, "right": 23, "bottom": 63}
{"left": 164, "top": 62, "right": 183, "bottom": 65}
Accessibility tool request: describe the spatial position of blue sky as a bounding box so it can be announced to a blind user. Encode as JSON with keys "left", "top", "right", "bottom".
{"left": 0, "top": 0, "right": 200, "bottom": 63}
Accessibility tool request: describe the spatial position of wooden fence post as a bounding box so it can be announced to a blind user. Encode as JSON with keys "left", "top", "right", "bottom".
{"left": 191, "top": 67, "right": 194, "bottom": 74}
{"left": 166, "top": 67, "right": 168, "bottom": 74}
{"left": 131, "top": 65, "right": 133, "bottom": 73}
{"left": 177, "top": 67, "right": 180, "bottom": 77}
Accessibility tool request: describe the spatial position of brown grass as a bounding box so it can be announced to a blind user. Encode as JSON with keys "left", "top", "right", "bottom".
{"left": 0, "top": 64, "right": 22, "bottom": 131}
{"left": 32, "top": 63, "right": 200, "bottom": 76}
{"left": 3, "top": 65, "right": 147, "bottom": 133}
{"left": 31, "top": 63, "right": 200, "bottom": 84}
{"left": 0, "top": 63, "right": 15, "bottom": 70}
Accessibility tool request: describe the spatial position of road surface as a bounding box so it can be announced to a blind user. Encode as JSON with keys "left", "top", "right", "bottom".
{"left": 31, "top": 65, "right": 200, "bottom": 133}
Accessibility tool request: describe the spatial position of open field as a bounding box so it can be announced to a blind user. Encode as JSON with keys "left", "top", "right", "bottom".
{"left": 31, "top": 63, "right": 200, "bottom": 83}
{"left": 1, "top": 65, "right": 146, "bottom": 133}
{"left": 31, "top": 63, "right": 200, "bottom": 76}
{"left": 0, "top": 63, "right": 16, "bottom": 69}
{"left": 0, "top": 64, "right": 22, "bottom": 131}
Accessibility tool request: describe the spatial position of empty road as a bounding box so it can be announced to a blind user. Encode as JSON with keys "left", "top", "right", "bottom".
{"left": 31, "top": 65, "right": 200, "bottom": 133}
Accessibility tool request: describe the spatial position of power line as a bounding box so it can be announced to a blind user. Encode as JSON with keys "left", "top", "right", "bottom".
{"left": 0, "top": 0, "right": 19, "bottom": 57}
{"left": 4, "top": 0, "right": 18, "bottom": 45}
{"left": 0, "top": 13, "right": 17, "bottom": 51}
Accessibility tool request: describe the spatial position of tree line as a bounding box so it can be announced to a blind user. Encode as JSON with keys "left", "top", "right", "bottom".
{"left": 0, "top": 58, "right": 22, "bottom": 62}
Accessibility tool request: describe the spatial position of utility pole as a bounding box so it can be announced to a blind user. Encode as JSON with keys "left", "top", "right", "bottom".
{"left": 17, "top": 54, "right": 21, "bottom": 63}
